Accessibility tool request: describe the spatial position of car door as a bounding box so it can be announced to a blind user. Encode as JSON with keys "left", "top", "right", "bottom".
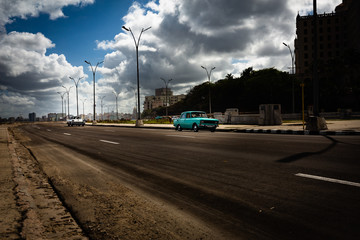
{"left": 178, "top": 112, "right": 186, "bottom": 128}
{"left": 184, "top": 112, "right": 193, "bottom": 129}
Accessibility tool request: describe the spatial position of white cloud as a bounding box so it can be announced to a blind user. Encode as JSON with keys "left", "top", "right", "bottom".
{"left": 0, "top": 0, "right": 94, "bottom": 27}
{"left": 0, "top": 31, "right": 87, "bottom": 117}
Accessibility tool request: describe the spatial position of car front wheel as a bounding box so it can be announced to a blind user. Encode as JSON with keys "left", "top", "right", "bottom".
{"left": 193, "top": 124, "right": 199, "bottom": 132}
{"left": 176, "top": 124, "right": 182, "bottom": 131}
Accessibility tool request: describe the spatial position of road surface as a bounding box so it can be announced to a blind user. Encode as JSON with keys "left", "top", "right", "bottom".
{"left": 15, "top": 123, "right": 360, "bottom": 239}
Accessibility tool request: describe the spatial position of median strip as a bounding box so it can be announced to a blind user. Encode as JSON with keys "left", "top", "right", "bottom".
{"left": 295, "top": 173, "right": 360, "bottom": 188}
{"left": 99, "top": 139, "right": 120, "bottom": 145}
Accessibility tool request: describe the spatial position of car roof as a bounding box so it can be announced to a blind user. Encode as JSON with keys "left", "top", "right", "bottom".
{"left": 182, "top": 111, "right": 206, "bottom": 113}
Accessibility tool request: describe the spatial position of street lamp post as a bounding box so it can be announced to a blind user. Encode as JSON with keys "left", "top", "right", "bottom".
{"left": 122, "top": 25, "right": 151, "bottom": 127}
{"left": 81, "top": 99, "right": 86, "bottom": 119}
{"left": 85, "top": 60, "right": 103, "bottom": 123}
{"left": 283, "top": 42, "right": 295, "bottom": 113}
{"left": 160, "top": 78, "right": 173, "bottom": 116}
{"left": 69, "top": 76, "right": 84, "bottom": 117}
{"left": 113, "top": 91, "right": 120, "bottom": 120}
{"left": 57, "top": 92, "right": 66, "bottom": 120}
{"left": 62, "top": 85, "right": 73, "bottom": 119}
{"left": 201, "top": 66, "right": 216, "bottom": 115}
{"left": 130, "top": 86, "right": 137, "bottom": 119}
{"left": 100, "top": 96, "right": 105, "bottom": 121}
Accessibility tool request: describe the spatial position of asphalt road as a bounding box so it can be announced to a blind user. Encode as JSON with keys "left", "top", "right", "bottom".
{"left": 20, "top": 123, "right": 360, "bottom": 239}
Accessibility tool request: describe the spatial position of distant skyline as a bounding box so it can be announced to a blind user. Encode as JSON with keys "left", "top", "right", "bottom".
{"left": 0, "top": 0, "right": 342, "bottom": 118}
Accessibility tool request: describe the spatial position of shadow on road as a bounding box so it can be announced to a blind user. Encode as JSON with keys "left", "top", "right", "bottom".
{"left": 277, "top": 136, "right": 338, "bottom": 163}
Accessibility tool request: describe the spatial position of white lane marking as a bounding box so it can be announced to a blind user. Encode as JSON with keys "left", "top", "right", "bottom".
{"left": 63, "top": 133, "right": 71, "bottom": 136}
{"left": 99, "top": 140, "right": 120, "bottom": 145}
{"left": 47, "top": 129, "right": 51, "bottom": 132}
{"left": 166, "top": 135, "right": 195, "bottom": 139}
{"left": 295, "top": 173, "right": 360, "bottom": 188}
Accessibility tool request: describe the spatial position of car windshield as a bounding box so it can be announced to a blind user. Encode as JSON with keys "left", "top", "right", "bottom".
{"left": 191, "top": 112, "right": 207, "bottom": 118}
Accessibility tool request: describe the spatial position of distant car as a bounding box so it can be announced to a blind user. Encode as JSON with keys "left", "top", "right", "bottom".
{"left": 173, "top": 111, "right": 219, "bottom": 132}
{"left": 67, "top": 116, "right": 86, "bottom": 126}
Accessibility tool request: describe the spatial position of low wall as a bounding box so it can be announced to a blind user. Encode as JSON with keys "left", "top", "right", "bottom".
{"left": 215, "top": 111, "right": 360, "bottom": 125}
{"left": 214, "top": 113, "right": 259, "bottom": 125}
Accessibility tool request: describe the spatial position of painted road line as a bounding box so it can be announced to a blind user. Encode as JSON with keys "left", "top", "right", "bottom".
{"left": 295, "top": 173, "right": 360, "bottom": 188}
{"left": 47, "top": 129, "right": 51, "bottom": 132}
{"left": 166, "top": 135, "right": 195, "bottom": 138}
{"left": 99, "top": 140, "right": 120, "bottom": 145}
{"left": 64, "top": 133, "right": 71, "bottom": 136}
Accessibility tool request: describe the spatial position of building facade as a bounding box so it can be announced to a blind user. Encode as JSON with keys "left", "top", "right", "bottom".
{"left": 295, "top": 0, "right": 360, "bottom": 79}
{"left": 294, "top": 0, "right": 360, "bottom": 111}
{"left": 144, "top": 87, "right": 186, "bottom": 112}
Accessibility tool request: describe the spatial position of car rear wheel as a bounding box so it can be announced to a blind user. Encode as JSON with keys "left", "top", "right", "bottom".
{"left": 193, "top": 124, "right": 199, "bottom": 132}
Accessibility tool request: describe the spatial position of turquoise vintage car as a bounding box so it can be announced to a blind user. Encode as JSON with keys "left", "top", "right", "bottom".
{"left": 173, "top": 111, "right": 219, "bottom": 132}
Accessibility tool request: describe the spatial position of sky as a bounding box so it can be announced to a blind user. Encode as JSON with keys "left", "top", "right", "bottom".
{"left": 0, "top": 0, "right": 342, "bottom": 118}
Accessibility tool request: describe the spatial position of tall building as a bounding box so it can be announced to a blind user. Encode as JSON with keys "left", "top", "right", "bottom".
{"left": 29, "top": 112, "right": 36, "bottom": 122}
{"left": 295, "top": 0, "right": 359, "bottom": 78}
{"left": 294, "top": 0, "right": 360, "bottom": 109}
{"left": 144, "top": 87, "right": 185, "bottom": 112}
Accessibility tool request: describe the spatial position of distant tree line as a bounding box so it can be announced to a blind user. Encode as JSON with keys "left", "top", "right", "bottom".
{"left": 143, "top": 63, "right": 359, "bottom": 118}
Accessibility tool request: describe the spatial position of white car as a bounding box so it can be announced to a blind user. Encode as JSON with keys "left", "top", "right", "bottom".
{"left": 67, "top": 116, "right": 86, "bottom": 126}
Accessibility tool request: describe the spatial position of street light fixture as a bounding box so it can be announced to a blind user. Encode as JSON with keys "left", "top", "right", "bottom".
{"left": 201, "top": 66, "right": 216, "bottom": 115}
{"left": 69, "top": 76, "right": 84, "bottom": 117}
{"left": 283, "top": 42, "right": 295, "bottom": 113}
{"left": 57, "top": 92, "right": 66, "bottom": 120}
{"left": 62, "top": 85, "right": 73, "bottom": 119}
{"left": 85, "top": 60, "right": 103, "bottom": 123}
{"left": 160, "top": 78, "right": 173, "bottom": 116}
{"left": 122, "top": 25, "right": 151, "bottom": 127}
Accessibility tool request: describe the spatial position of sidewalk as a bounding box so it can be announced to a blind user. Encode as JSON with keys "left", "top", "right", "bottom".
{"left": 89, "top": 120, "right": 360, "bottom": 135}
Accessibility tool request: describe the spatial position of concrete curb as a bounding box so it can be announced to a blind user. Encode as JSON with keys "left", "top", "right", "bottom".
{"left": 87, "top": 124, "right": 360, "bottom": 135}
{"left": 231, "top": 129, "right": 360, "bottom": 135}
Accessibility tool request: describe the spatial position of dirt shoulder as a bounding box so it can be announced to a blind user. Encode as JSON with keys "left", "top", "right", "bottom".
{"left": 0, "top": 126, "right": 21, "bottom": 239}
{"left": 1, "top": 125, "right": 87, "bottom": 239}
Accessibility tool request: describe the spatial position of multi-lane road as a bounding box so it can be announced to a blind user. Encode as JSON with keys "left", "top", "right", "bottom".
{"left": 18, "top": 123, "right": 360, "bottom": 239}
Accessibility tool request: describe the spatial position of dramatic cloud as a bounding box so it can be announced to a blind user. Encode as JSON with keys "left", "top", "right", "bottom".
{"left": 0, "top": 0, "right": 342, "bottom": 118}
{"left": 97, "top": 0, "right": 342, "bottom": 112}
